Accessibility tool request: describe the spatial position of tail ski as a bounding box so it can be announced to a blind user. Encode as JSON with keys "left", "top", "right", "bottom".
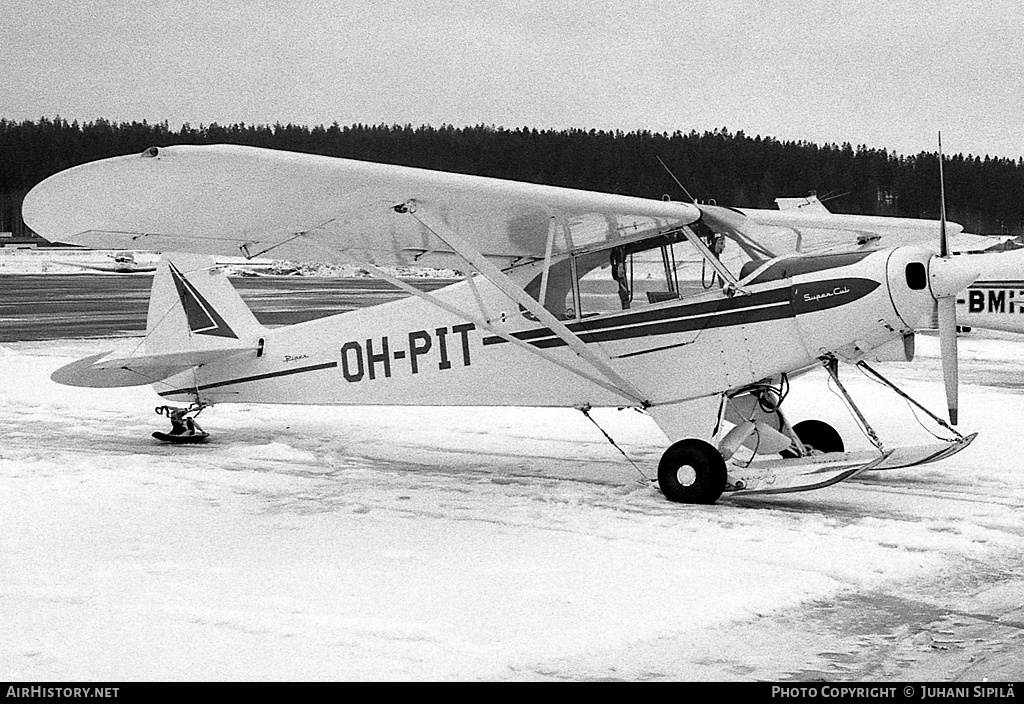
{"left": 51, "top": 254, "right": 266, "bottom": 388}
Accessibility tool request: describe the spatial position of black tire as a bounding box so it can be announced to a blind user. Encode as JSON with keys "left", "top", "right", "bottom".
{"left": 657, "top": 438, "right": 727, "bottom": 504}
{"left": 789, "top": 419, "right": 844, "bottom": 455}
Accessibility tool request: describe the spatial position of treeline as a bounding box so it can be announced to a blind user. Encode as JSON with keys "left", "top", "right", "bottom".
{"left": 2, "top": 116, "right": 1023, "bottom": 237}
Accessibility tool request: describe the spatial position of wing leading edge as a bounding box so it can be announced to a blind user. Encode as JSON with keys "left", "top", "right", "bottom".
{"left": 732, "top": 205, "right": 964, "bottom": 254}
{"left": 24, "top": 144, "right": 703, "bottom": 268}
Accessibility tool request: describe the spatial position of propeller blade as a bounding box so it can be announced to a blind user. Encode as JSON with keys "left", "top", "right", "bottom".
{"left": 936, "top": 296, "right": 959, "bottom": 425}
{"left": 933, "top": 132, "right": 962, "bottom": 426}
{"left": 938, "top": 131, "right": 949, "bottom": 257}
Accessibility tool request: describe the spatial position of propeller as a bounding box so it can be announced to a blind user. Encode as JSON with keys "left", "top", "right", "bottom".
{"left": 928, "top": 132, "right": 977, "bottom": 425}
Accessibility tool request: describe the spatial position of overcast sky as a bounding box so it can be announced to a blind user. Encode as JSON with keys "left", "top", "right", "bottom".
{"left": 3, "top": 0, "right": 1022, "bottom": 159}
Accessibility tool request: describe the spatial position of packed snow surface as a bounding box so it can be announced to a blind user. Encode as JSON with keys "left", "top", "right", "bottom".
{"left": 3, "top": 334, "right": 1024, "bottom": 681}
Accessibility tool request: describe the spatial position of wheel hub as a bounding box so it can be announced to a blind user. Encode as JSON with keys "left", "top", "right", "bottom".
{"left": 676, "top": 464, "right": 697, "bottom": 487}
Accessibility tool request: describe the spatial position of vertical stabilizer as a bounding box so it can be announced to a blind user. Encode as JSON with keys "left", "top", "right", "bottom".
{"left": 146, "top": 254, "right": 265, "bottom": 355}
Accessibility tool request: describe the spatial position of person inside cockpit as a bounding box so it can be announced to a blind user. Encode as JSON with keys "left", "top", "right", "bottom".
{"left": 610, "top": 246, "right": 631, "bottom": 310}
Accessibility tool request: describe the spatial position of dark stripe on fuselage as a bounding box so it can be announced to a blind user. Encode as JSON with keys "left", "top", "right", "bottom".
{"left": 526, "top": 300, "right": 791, "bottom": 348}
{"left": 158, "top": 361, "right": 338, "bottom": 397}
{"left": 484, "top": 278, "right": 879, "bottom": 349}
{"left": 484, "top": 287, "right": 791, "bottom": 346}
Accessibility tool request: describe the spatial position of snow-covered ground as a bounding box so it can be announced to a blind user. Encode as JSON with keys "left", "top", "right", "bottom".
{"left": 0, "top": 248, "right": 457, "bottom": 278}
{"left": 0, "top": 248, "right": 164, "bottom": 275}
{"left": 2, "top": 333, "right": 1024, "bottom": 681}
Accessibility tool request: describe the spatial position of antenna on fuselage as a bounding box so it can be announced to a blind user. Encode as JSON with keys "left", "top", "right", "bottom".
{"left": 818, "top": 190, "right": 851, "bottom": 205}
{"left": 656, "top": 155, "right": 697, "bottom": 204}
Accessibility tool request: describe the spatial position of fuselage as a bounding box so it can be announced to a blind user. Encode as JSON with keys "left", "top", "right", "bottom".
{"left": 156, "top": 246, "right": 939, "bottom": 411}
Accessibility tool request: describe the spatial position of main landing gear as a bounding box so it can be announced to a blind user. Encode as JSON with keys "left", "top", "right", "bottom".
{"left": 655, "top": 357, "right": 977, "bottom": 504}
{"left": 153, "top": 403, "right": 210, "bottom": 444}
{"left": 780, "top": 419, "right": 844, "bottom": 457}
{"left": 657, "top": 438, "right": 728, "bottom": 504}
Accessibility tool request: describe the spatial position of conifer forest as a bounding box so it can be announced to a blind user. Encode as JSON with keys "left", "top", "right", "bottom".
{"left": 2, "top": 117, "right": 1022, "bottom": 239}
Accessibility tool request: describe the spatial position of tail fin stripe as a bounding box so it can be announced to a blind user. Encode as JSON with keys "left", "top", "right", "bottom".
{"left": 168, "top": 263, "right": 238, "bottom": 339}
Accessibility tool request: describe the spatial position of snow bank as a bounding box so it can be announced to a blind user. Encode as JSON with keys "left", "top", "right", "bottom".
{"left": 0, "top": 249, "right": 458, "bottom": 278}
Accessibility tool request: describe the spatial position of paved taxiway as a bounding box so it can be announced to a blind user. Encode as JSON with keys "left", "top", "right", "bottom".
{"left": 0, "top": 274, "right": 455, "bottom": 342}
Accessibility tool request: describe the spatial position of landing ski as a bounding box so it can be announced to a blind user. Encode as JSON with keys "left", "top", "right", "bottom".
{"left": 725, "top": 434, "right": 976, "bottom": 497}
{"left": 868, "top": 433, "right": 976, "bottom": 470}
{"left": 152, "top": 430, "right": 210, "bottom": 444}
{"left": 725, "top": 451, "right": 891, "bottom": 496}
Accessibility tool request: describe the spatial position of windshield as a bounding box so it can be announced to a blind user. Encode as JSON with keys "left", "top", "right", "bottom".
{"left": 524, "top": 224, "right": 754, "bottom": 320}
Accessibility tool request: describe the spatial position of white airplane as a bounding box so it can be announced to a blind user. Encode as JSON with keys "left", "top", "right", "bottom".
{"left": 64, "top": 251, "right": 157, "bottom": 274}
{"left": 774, "top": 195, "right": 834, "bottom": 215}
{"left": 23, "top": 144, "right": 981, "bottom": 504}
{"left": 951, "top": 249, "right": 1024, "bottom": 334}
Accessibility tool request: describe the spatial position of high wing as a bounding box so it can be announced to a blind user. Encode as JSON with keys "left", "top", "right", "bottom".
{"left": 700, "top": 202, "right": 963, "bottom": 255}
{"left": 23, "top": 144, "right": 703, "bottom": 268}
{"left": 729, "top": 195, "right": 975, "bottom": 255}
{"left": 774, "top": 196, "right": 1008, "bottom": 253}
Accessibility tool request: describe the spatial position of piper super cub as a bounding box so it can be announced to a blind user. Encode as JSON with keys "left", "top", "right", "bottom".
{"left": 23, "top": 144, "right": 980, "bottom": 503}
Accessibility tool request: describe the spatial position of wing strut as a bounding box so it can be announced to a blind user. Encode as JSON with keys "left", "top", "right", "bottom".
{"left": 538, "top": 217, "right": 558, "bottom": 308}
{"left": 680, "top": 226, "right": 743, "bottom": 293}
{"left": 397, "top": 202, "right": 649, "bottom": 406}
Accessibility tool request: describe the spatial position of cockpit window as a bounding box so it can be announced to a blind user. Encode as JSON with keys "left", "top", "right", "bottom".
{"left": 523, "top": 227, "right": 748, "bottom": 320}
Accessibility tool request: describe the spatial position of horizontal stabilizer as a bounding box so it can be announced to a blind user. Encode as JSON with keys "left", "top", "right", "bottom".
{"left": 51, "top": 347, "right": 255, "bottom": 388}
